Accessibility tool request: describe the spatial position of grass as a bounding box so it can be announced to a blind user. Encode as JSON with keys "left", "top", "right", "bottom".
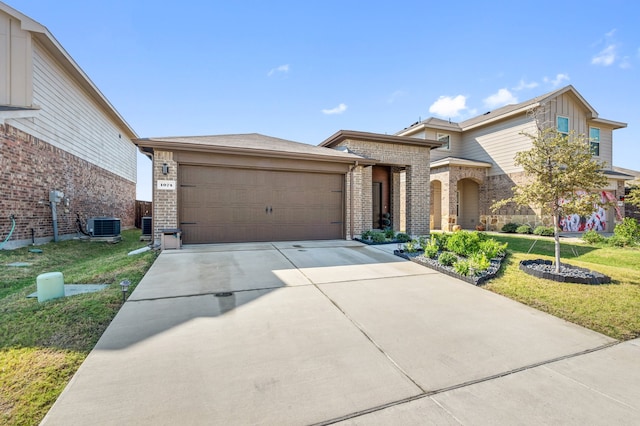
{"left": 485, "top": 234, "right": 640, "bottom": 340}
{"left": 0, "top": 230, "right": 157, "bottom": 426}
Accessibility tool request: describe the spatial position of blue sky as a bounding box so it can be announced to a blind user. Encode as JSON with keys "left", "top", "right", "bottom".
{"left": 8, "top": 0, "right": 640, "bottom": 201}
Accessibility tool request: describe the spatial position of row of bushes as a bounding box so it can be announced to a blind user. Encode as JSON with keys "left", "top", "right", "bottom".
{"left": 404, "top": 231, "right": 508, "bottom": 277}
{"left": 361, "top": 229, "right": 411, "bottom": 243}
{"left": 582, "top": 218, "right": 640, "bottom": 247}
{"left": 502, "top": 223, "right": 554, "bottom": 236}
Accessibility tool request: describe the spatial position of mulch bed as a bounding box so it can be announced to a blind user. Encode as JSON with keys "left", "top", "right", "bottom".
{"left": 519, "top": 259, "right": 611, "bottom": 284}
{"left": 394, "top": 250, "right": 505, "bottom": 286}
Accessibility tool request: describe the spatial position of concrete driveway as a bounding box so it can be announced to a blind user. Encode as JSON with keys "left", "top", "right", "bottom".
{"left": 42, "top": 241, "right": 639, "bottom": 425}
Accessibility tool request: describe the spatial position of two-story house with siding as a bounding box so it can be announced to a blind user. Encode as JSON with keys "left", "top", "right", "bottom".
{"left": 0, "top": 2, "right": 137, "bottom": 248}
{"left": 396, "top": 85, "right": 630, "bottom": 232}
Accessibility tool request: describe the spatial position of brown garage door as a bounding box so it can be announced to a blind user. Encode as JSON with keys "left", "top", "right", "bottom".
{"left": 179, "top": 166, "right": 344, "bottom": 243}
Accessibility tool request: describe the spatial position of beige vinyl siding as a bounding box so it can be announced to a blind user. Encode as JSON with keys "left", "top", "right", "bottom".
{"left": 8, "top": 40, "right": 135, "bottom": 182}
{"left": 461, "top": 114, "right": 537, "bottom": 176}
{"left": 549, "top": 92, "right": 590, "bottom": 135}
{"left": 592, "top": 125, "right": 613, "bottom": 170}
{"left": 0, "top": 11, "right": 33, "bottom": 106}
{"left": 413, "top": 128, "right": 463, "bottom": 162}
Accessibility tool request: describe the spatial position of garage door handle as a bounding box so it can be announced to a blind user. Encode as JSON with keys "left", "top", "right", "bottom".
{"left": 266, "top": 206, "right": 272, "bottom": 214}
{"left": 269, "top": 206, "right": 273, "bottom": 213}
{"left": 180, "top": 222, "right": 196, "bottom": 225}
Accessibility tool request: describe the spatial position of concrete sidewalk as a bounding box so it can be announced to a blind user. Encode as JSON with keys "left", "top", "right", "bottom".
{"left": 41, "top": 241, "right": 638, "bottom": 425}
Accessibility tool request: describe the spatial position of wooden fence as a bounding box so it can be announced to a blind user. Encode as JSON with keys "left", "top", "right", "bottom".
{"left": 135, "top": 200, "right": 152, "bottom": 229}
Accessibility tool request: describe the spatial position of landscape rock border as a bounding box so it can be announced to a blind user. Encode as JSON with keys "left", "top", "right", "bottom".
{"left": 519, "top": 259, "right": 611, "bottom": 284}
{"left": 394, "top": 250, "right": 505, "bottom": 286}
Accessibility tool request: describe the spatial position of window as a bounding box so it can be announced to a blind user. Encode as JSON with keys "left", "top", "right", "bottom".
{"left": 557, "top": 116, "right": 569, "bottom": 136}
{"left": 589, "top": 127, "right": 600, "bottom": 156}
{"left": 437, "top": 133, "right": 450, "bottom": 150}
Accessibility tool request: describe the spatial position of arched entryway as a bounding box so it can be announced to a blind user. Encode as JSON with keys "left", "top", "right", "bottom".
{"left": 430, "top": 180, "right": 442, "bottom": 230}
{"left": 457, "top": 178, "right": 480, "bottom": 229}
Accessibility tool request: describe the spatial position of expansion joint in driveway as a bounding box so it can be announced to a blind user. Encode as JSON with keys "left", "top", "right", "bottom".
{"left": 312, "top": 340, "right": 623, "bottom": 426}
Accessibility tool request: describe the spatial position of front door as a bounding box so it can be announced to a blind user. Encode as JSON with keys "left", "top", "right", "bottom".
{"left": 372, "top": 182, "right": 382, "bottom": 229}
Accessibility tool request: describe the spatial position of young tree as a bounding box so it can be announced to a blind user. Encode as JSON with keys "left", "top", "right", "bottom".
{"left": 493, "top": 127, "right": 609, "bottom": 272}
{"left": 626, "top": 184, "right": 640, "bottom": 207}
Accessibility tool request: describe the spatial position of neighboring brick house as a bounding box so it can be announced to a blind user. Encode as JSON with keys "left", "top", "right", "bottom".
{"left": 397, "top": 85, "right": 631, "bottom": 232}
{"left": 0, "top": 3, "right": 137, "bottom": 248}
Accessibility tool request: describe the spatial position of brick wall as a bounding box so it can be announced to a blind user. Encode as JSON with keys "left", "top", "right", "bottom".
{"left": 0, "top": 124, "right": 135, "bottom": 248}
{"left": 335, "top": 138, "right": 431, "bottom": 237}
{"left": 152, "top": 150, "right": 178, "bottom": 244}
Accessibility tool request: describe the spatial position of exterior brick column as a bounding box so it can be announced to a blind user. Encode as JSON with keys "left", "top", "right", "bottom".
{"left": 153, "top": 150, "right": 178, "bottom": 244}
{"left": 391, "top": 168, "right": 402, "bottom": 231}
{"left": 406, "top": 164, "right": 430, "bottom": 235}
{"left": 361, "top": 166, "right": 373, "bottom": 233}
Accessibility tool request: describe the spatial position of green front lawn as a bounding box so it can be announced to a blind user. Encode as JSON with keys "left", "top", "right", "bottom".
{"left": 485, "top": 234, "right": 640, "bottom": 340}
{"left": 0, "top": 230, "right": 157, "bottom": 425}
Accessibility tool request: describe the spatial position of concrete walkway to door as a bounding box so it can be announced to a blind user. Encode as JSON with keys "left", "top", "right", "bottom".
{"left": 41, "top": 241, "right": 639, "bottom": 425}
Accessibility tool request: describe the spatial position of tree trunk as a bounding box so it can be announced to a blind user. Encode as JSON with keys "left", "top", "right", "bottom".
{"left": 553, "top": 214, "right": 561, "bottom": 273}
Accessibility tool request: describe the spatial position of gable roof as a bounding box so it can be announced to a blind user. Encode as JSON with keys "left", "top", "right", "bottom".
{"left": 135, "top": 133, "right": 374, "bottom": 164}
{"left": 458, "top": 85, "right": 598, "bottom": 131}
{"left": 0, "top": 2, "right": 137, "bottom": 139}
{"left": 399, "top": 85, "right": 627, "bottom": 135}
{"left": 321, "top": 130, "right": 443, "bottom": 149}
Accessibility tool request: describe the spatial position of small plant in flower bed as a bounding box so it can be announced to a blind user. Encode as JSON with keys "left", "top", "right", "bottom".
{"left": 478, "top": 239, "right": 508, "bottom": 259}
{"left": 371, "top": 232, "right": 387, "bottom": 243}
{"left": 404, "top": 239, "right": 420, "bottom": 253}
{"left": 453, "top": 259, "right": 471, "bottom": 276}
{"left": 384, "top": 228, "right": 396, "bottom": 239}
{"left": 423, "top": 238, "right": 439, "bottom": 259}
{"left": 433, "top": 232, "right": 450, "bottom": 249}
{"left": 395, "top": 233, "right": 411, "bottom": 243}
{"left": 446, "top": 230, "right": 485, "bottom": 256}
{"left": 533, "top": 226, "right": 554, "bottom": 237}
{"left": 437, "top": 251, "right": 457, "bottom": 266}
{"left": 469, "top": 251, "right": 491, "bottom": 272}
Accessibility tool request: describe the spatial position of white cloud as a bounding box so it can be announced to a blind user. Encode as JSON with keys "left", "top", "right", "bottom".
{"left": 387, "top": 90, "right": 405, "bottom": 103}
{"left": 544, "top": 73, "right": 570, "bottom": 87}
{"left": 592, "top": 44, "right": 617, "bottom": 66}
{"left": 483, "top": 88, "right": 518, "bottom": 109}
{"left": 513, "top": 79, "right": 539, "bottom": 91}
{"left": 322, "top": 103, "right": 347, "bottom": 115}
{"left": 428, "top": 95, "right": 468, "bottom": 118}
{"left": 267, "top": 64, "right": 290, "bottom": 76}
{"left": 620, "top": 56, "right": 632, "bottom": 69}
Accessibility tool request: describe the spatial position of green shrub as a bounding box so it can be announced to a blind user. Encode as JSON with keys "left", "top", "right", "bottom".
{"left": 396, "top": 233, "right": 411, "bottom": 243}
{"left": 582, "top": 229, "right": 605, "bottom": 245}
{"left": 361, "top": 230, "right": 373, "bottom": 240}
{"left": 478, "top": 239, "right": 508, "bottom": 259}
{"left": 533, "top": 226, "right": 554, "bottom": 237}
{"left": 453, "top": 260, "right": 471, "bottom": 276}
{"left": 431, "top": 233, "right": 449, "bottom": 250}
{"left": 384, "top": 228, "right": 395, "bottom": 239}
{"left": 469, "top": 252, "right": 491, "bottom": 273}
{"left": 502, "top": 223, "right": 519, "bottom": 233}
{"left": 607, "top": 234, "right": 631, "bottom": 247}
{"left": 516, "top": 225, "right": 533, "bottom": 234}
{"left": 404, "top": 239, "right": 419, "bottom": 253}
{"left": 418, "top": 235, "right": 429, "bottom": 249}
{"left": 438, "top": 251, "right": 457, "bottom": 266}
{"left": 614, "top": 218, "right": 640, "bottom": 243}
{"left": 446, "top": 230, "right": 484, "bottom": 256}
{"left": 423, "top": 239, "right": 439, "bottom": 259}
{"left": 371, "top": 232, "right": 386, "bottom": 243}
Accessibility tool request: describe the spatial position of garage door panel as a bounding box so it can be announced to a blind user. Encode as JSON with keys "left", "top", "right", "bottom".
{"left": 179, "top": 166, "right": 344, "bottom": 243}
